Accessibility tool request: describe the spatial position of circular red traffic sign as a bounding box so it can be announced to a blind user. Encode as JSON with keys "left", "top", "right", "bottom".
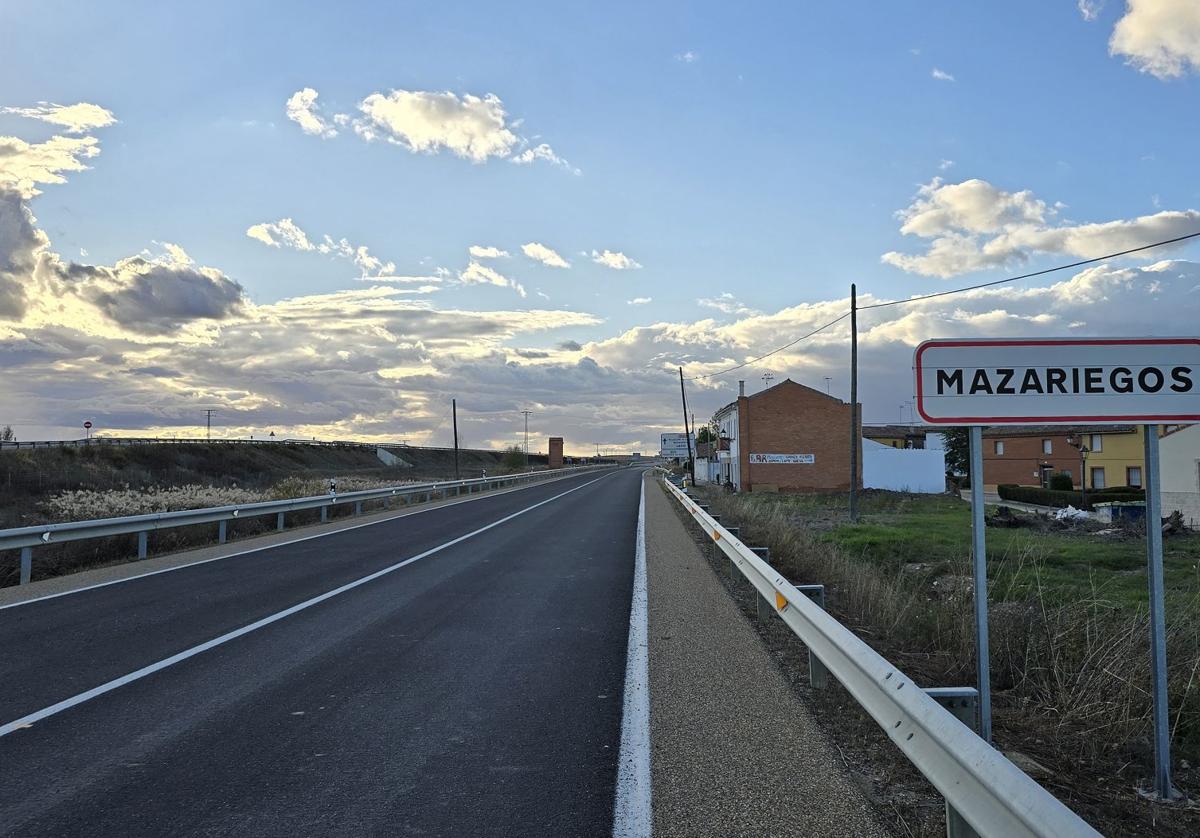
{"left": 83, "top": 421, "right": 92, "bottom": 429}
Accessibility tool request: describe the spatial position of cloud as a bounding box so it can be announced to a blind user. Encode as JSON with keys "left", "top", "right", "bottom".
{"left": 880, "top": 176, "right": 1200, "bottom": 277}
{"left": 1109, "top": 0, "right": 1200, "bottom": 78}
{"left": 459, "top": 261, "right": 526, "bottom": 297}
{"left": 468, "top": 245, "right": 509, "bottom": 259}
{"left": 0, "top": 134, "right": 102, "bottom": 198}
{"left": 1, "top": 102, "right": 117, "bottom": 134}
{"left": 521, "top": 242, "right": 570, "bottom": 268}
{"left": 674, "top": 50, "right": 699, "bottom": 63}
{"left": 931, "top": 68, "right": 956, "bottom": 81}
{"left": 627, "top": 297, "right": 652, "bottom": 305}
{"left": 938, "top": 159, "right": 955, "bottom": 171}
{"left": 697, "top": 293, "right": 757, "bottom": 316}
{"left": 246, "top": 217, "right": 397, "bottom": 277}
{"left": 1078, "top": 0, "right": 1105, "bottom": 21}
{"left": 591, "top": 249, "right": 642, "bottom": 270}
{"left": 353, "top": 89, "right": 517, "bottom": 162}
{"left": 287, "top": 86, "right": 573, "bottom": 171}
{"left": 285, "top": 88, "right": 338, "bottom": 138}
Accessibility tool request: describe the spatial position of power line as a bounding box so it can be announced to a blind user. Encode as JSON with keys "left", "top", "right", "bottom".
{"left": 684, "top": 312, "right": 850, "bottom": 380}
{"left": 859, "top": 229, "right": 1200, "bottom": 311}
{"left": 683, "top": 229, "right": 1200, "bottom": 381}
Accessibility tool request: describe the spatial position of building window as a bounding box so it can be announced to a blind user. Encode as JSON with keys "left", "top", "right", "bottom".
{"left": 1091, "top": 467, "right": 1106, "bottom": 489}
{"left": 1090, "top": 433, "right": 1102, "bottom": 453}
{"left": 1042, "top": 439, "right": 1052, "bottom": 454}
{"left": 994, "top": 440, "right": 1005, "bottom": 455}
{"left": 1127, "top": 466, "right": 1142, "bottom": 488}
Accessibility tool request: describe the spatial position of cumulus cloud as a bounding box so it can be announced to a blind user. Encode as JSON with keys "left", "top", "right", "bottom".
{"left": 353, "top": 89, "right": 517, "bottom": 162}
{"left": 459, "top": 261, "right": 526, "bottom": 297}
{"left": 1110, "top": 0, "right": 1200, "bottom": 78}
{"left": 697, "top": 293, "right": 758, "bottom": 317}
{"left": 591, "top": 249, "right": 642, "bottom": 270}
{"left": 285, "top": 88, "right": 338, "bottom": 138}
{"left": 246, "top": 217, "right": 397, "bottom": 277}
{"left": 521, "top": 242, "right": 570, "bottom": 268}
{"left": 881, "top": 176, "right": 1200, "bottom": 277}
{"left": 1, "top": 102, "right": 117, "bottom": 134}
{"left": 0, "top": 134, "right": 102, "bottom": 198}
{"left": 931, "top": 68, "right": 956, "bottom": 81}
{"left": 468, "top": 245, "right": 508, "bottom": 259}
{"left": 627, "top": 297, "right": 652, "bottom": 305}
{"left": 286, "top": 86, "right": 574, "bottom": 171}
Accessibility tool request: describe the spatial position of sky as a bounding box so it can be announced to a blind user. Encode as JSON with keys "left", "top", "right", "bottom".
{"left": 1, "top": 0, "right": 1199, "bottom": 453}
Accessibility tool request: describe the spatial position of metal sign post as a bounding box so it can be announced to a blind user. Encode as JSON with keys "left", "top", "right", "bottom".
{"left": 1142, "top": 425, "right": 1181, "bottom": 801}
{"left": 969, "top": 425, "right": 992, "bottom": 742}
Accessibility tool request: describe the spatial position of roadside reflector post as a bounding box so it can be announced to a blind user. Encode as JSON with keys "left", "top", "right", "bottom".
{"left": 19, "top": 547, "right": 32, "bottom": 584}
{"left": 218, "top": 520, "right": 227, "bottom": 545}
{"left": 137, "top": 531, "right": 148, "bottom": 560}
{"left": 924, "top": 687, "right": 982, "bottom": 838}
{"left": 1143, "top": 424, "right": 1181, "bottom": 801}
{"left": 969, "top": 425, "right": 992, "bottom": 742}
{"left": 276, "top": 511, "right": 285, "bottom": 531}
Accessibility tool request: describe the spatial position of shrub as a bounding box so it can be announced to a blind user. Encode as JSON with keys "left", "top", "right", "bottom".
{"left": 1049, "top": 472, "right": 1074, "bottom": 491}
{"left": 996, "top": 484, "right": 1145, "bottom": 510}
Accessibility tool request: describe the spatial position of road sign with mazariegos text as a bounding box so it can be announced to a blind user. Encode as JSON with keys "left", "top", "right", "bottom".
{"left": 914, "top": 337, "right": 1200, "bottom": 425}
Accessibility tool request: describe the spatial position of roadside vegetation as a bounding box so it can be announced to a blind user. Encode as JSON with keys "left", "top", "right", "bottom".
{"left": 693, "top": 485, "right": 1200, "bottom": 837}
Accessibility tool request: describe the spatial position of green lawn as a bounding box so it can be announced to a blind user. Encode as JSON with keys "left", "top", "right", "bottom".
{"left": 752, "top": 491, "right": 1200, "bottom": 610}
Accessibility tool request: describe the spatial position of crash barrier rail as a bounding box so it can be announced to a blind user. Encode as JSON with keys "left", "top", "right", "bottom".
{"left": 661, "top": 476, "right": 1100, "bottom": 838}
{"left": 1, "top": 465, "right": 616, "bottom": 585}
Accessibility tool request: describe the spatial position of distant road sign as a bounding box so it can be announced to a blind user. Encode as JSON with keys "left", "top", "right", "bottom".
{"left": 914, "top": 337, "right": 1200, "bottom": 425}
{"left": 83, "top": 421, "right": 92, "bottom": 429}
{"left": 659, "top": 432, "right": 694, "bottom": 458}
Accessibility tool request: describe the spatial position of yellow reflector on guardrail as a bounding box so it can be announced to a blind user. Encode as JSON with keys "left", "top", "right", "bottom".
{"left": 775, "top": 591, "right": 788, "bottom": 611}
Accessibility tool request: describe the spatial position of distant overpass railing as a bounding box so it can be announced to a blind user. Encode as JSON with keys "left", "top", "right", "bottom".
{"left": 661, "top": 476, "right": 1100, "bottom": 838}
{"left": 1, "top": 465, "right": 615, "bottom": 586}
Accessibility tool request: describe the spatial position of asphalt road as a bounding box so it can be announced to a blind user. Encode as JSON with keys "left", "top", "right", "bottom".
{"left": 0, "top": 467, "right": 644, "bottom": 837}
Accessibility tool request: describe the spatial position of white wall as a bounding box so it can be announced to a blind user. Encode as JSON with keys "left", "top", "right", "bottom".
{"left": 1160, "top": 425, "right": 1200, "bottom": 526}
{"left": 863, "top": 439, "right": 946, "bottom": 493}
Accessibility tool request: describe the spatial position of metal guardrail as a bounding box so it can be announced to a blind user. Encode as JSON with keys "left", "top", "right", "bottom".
{"left": 1, "top": 465, "right": 614, "bottom": 585}
{"left": 661, "top": 477, "right": 1101, "bottom": 838}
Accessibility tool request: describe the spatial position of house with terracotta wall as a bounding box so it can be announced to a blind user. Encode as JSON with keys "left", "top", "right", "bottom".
{"left": 980, "top": 425, "right": 1158, "bottom": 491}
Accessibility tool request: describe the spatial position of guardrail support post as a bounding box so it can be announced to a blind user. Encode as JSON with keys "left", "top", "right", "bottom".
{"left": 796, "top": 585, "right": 830, "bottom": 689}
{"left": 276, "top": 512, "right": 285, "bottom": 531}
{"left": 137, "top": 531, "right": 148, "bottom": 560}
{"left": 354, "top": 501, "right": 362, "bottom": 516}
{"left": 19, "top": 547, "right": 32, "bottom": 584}
{"left": 924, "top": 688, "right": 982, "bottom": 838}
{"left": 756, "top": 590, "right": 772, "bottom": 624}
{"left": 218, "top": 520, "right": 227, "bottom": 544}
{"left": 320, "top": 505, "right": 328, "bottom": 523}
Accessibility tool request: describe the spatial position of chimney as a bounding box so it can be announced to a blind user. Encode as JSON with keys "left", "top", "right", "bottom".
{"left": 738, "top": 380, "right": 745, "bottom": 397}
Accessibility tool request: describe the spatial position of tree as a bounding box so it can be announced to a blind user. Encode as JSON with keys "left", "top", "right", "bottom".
{"left": 501, "top": 444, "right": 525, "bottom": 470}
{"left": 0, "top": 425, "right": 14, "bottom": 442}
{"left": 696, "top": 426, "right": 714, "bottom": 444}
{"left": 941, "top": 427, "right": 969, "bottom": 476}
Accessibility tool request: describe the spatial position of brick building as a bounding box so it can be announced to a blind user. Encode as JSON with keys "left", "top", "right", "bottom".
{"left": 980, "top": 425, "right": 1141, "bottom": 490}
{"left": 712, "top": 378, "right": 860, "bottom": 493}
{"left": 548, "top": 436, "right": 564, "bottom": 469}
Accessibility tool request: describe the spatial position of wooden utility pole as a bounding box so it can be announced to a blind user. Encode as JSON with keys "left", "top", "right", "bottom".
{"left": 849, "top": 283, "right": 859, "bottom": 522}
{"left": 452, "top": 399, "right": 460, "bottom": 479}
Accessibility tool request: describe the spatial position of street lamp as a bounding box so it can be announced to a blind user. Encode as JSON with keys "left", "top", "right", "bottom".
{"left": 1067, "top": 435, "right": 1091, "bottom": 508}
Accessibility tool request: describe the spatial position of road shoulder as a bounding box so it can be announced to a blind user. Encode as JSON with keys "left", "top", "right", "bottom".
{"left": 643, "top": 474, "right": 891, "bottom": 838}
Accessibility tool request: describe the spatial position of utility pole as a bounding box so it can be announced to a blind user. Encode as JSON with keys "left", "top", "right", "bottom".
{"left": 521, "top": 409, "right": 533, "bottom": 469}
{"left": 452, "top": 399, "right": 460, "bottom": 479}
{"left": 678, "top": 367, "right": 696, "bottom": 485}
{"left": 849, "top": 284, "right": 859, "bottom": 522}
{"left": 204, "top": 409, "right": 216, "bottom": 441}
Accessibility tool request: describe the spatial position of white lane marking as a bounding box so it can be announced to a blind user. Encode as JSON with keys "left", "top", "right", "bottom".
{"left": 0, "top": 472, "right": 617, "bottom": 738}
{"left": 613, "top": 477, "right": 652, "bottom": 837}
{"left": 0, "top": 470, "right": 602, "bottom": 612}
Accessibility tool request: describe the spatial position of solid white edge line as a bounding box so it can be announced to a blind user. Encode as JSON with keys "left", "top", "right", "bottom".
{"left": 612, "top": 477, "right": 652, "bottom": 837}
{"left": 0, "top": 469, "right": 605, "bottom": 612}
{"left": 0, "top": 471, "right": 616, "bottom": 738}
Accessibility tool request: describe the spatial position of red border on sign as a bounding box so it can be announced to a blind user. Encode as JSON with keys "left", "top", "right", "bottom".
{"left": 914, "top": 337, "right": 1200, "bottom": 424}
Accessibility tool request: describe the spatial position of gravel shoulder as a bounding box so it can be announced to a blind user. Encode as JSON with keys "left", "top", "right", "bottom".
{"left": 643, "top": 475, "right": 892, "bottom": 838}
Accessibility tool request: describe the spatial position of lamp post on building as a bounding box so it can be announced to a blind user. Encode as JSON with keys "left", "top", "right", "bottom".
{"left": 1067, "top": 435, "right": 1091, "bottom": 508}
